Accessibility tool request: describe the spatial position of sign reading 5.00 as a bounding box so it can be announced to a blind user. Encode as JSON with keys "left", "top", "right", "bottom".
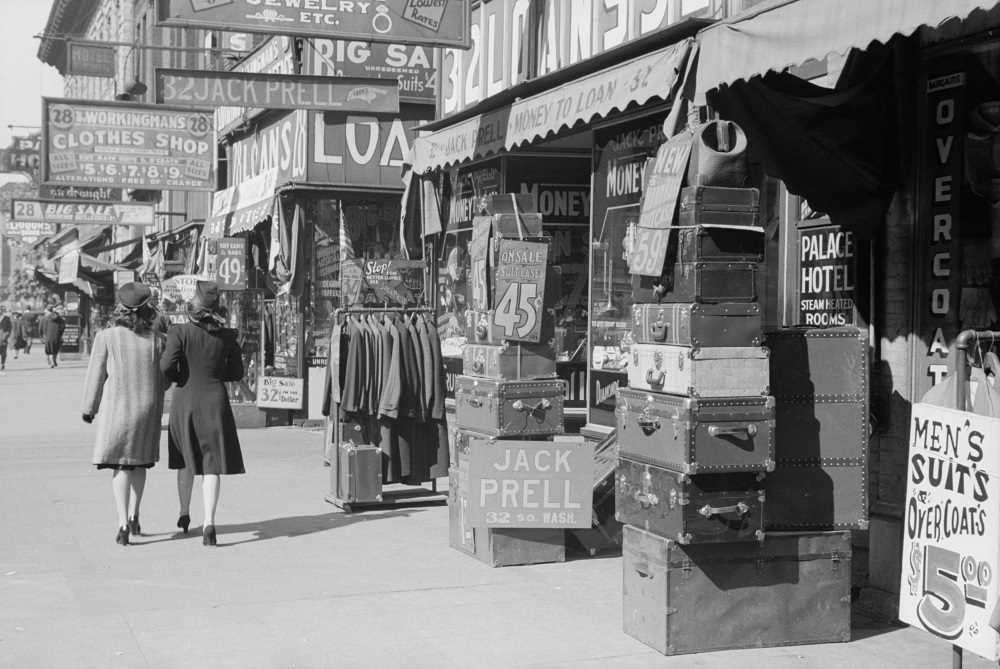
{"left": 43, "top": 98, "right": 215, "bottom": 191}
{"left": 491, "top": 239, "right": 548, "bottom": 342}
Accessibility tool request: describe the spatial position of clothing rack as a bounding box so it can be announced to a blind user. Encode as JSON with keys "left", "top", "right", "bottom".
{"left": 324, "top": 303, "right": 447, "bottom": 512}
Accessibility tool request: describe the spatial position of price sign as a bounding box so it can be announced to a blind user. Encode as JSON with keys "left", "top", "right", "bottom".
{"left": 255, "top": 376, "right": 304, "bottom": 409}
{"left": 490, "top": 238, "right": 548, "bottom": 343}
{"left": 629, "top": 227, "right": 672, "bottom": 277}
{"left": 899, "top": 403, "right": 1000, "bottom": 660}
{"left": 213, "top": 237, "right": 247, "bottom": 290}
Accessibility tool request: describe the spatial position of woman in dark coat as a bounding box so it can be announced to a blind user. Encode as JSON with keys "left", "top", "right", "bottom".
{"left": 160, "top": 281, "right": 244, "bottom": 546}
{"left": 43, "top": 306, "right": 66, "bottom": 368}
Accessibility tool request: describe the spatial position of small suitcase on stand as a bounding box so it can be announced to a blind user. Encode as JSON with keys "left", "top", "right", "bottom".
{"left": 631, "top": 302, "right": 762, "bottom": 348}
{"left": 627, "top": 344, "right": 770, "bottom": 397}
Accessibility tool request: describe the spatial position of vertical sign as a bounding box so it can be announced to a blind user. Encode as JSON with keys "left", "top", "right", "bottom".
{"left": 900, "top": 403, "right": 1000, "bottom": 661}
{"left": 468, "top": 216, "right": 491, "bottom": 310}
{"left": 798, "top": 223, "right": 856, "bottom": 326}
{"left": 631, "top": 130, "right": 694, "bottom": 276}
{"left": 212, "top": 238, "right": 248, "bottom": 291}
{"left": 491, "top": 238, "right": 548, "bottom": 342}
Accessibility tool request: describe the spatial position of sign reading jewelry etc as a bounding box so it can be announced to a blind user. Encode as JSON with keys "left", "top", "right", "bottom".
{"left": 156, "top": 0, "right": 471, "bottom": 49}
{"left": 899, "top": 403, "right": 1000, "bottom": 661}
{"left": 42, "top": 98, "right": 215, "bottom": 191}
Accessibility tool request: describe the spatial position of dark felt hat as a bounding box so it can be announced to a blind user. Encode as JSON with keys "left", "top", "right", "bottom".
{"left": 118, "top": 282, "right": 152, "bottom": 309}
{"left": 191, "top": 280, "right": 220, "bottom": 311}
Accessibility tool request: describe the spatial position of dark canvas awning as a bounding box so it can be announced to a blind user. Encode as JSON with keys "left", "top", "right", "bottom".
{"left": 695, "top": 0, "right": 1000, "bottom": 101}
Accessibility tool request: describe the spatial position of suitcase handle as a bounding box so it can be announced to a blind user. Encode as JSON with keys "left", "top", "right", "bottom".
{"left": 475, "top": 321, "right": 488, "bottom": 340}
{"left": 698, "top": 501, "right": 749, "bottom": 518}
{"left": 467, "top": 396, "right": 483, "bottom": 408}
{"left": 637, "top": 415, "right": 661, "bottom": 431}
{"left": 634, "top": 490, "right": 660, "bottom": 506}
{"left": 472, "top": 359, "right": 485, "bottom": 373}
{"left": 707, "top": 424, "right": 758, "bottom": 438}
{"left": 511, "top": 399, "right": 553, "bottom": 412}
{"left": 650, "top": 322, "right": 667, "bottom": 342}
{"left": 645, "top": 369, "right": 665, "bottom": 388}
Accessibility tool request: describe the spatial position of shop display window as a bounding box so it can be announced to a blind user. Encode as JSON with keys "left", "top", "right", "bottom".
{"left": 219, "top": 290, "right": 263, "bottom": 402}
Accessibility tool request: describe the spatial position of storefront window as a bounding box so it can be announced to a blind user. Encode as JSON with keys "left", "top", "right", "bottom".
{"left": 272, "top": 292, "right": 300, "bottom": 377}
{"left": 219, "top": 290, "right": 263, "bottom": 402}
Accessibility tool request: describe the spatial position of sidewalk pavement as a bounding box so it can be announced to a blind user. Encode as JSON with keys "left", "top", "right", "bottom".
{"left": 0, "top": 351, "right": 994, "bottom": 669}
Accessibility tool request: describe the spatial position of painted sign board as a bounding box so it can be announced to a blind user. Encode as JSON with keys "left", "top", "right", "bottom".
{"left": 157, "top": 69, "right": 400, "bottom": 113}
{"left": 1, "top": 133, "right": 40, "bottom": 174}
{"left": 899, "top": 403, "right": 1000, "bottom": 661}
{"left": 67, "top": 43, "right": 116, "bottom": 77}
{"left": 797, "top": 222, "right": 856, "bottom": 327}
{"left": 216, "top": 36, "right": 297, "bottom": 136}
{"left": 42, "top": 98, "right": 215, "bottom": 191}
{"left": 490, "top": 238, "right": 548, "bottom": 343}
{"left": 339, "top": 258, "right": 426, "bottom": 306}
{"left": 11, "top": 199, "right": 156, "bottom": 226}
{"left": 302, "top": 37, "right": 438, "bottom": 104}
{"left": 256, "top": 375, "right": 305, "bottom": 409}
{"left": 228, "top": 109, "right": 308, "bottom": 187}
{"left": 208, "top": 237, "right": 249, "bottom": 291}
{"left": 464, "top": 438, "right": 593, "bottom": 528}
{"left": 38, "top": 184, "right": 123, "bottom": 201}
{"left": 156, "top": 0, "right": 471, "bottom": 49}
{"left": 3, "top": 220, "right": 58, "bottom": 242}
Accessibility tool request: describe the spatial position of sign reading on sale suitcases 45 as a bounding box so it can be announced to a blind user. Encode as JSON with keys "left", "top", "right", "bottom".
{"left": 465, "top": 438, "right": 594, "bottom": 529}
{"left": 899, "top": 403, "right": 1000, "bottom": 661}
{"left": 491, "top": 238, "right": 549, "bottom": 342}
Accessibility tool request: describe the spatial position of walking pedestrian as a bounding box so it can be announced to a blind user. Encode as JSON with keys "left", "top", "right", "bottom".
{"left": 160, "top": 280, "right": 244, "bottom": 547}
{"left": 42, "top": 305, "right": 66, "bottom": 368}
{"left": 81, "top": 283, "right": 168, "bottom": 546}
{"left": 0, "top": 306, "right": 10, "bottom": 372}
{"left": 10, "top": 310, "right": 27, "bottom": 359}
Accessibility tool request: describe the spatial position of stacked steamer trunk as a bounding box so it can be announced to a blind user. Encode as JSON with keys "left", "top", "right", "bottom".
{"left": 448, "top": 194, "right": 568, "bottom": 567}
{"left": 619, "top": 186, "right": 852, "bottom": 654}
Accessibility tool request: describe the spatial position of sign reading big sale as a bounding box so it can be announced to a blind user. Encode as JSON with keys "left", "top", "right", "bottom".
{"left": 42, "top": 98, "right": 215, "bottom": 191}
{"left": 899, "top": 403, "right": 1000, "bottom": 661}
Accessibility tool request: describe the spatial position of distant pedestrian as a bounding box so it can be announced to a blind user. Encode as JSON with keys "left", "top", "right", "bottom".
{"left": 160, "top": 280, "right": 244, "bottom": 547}
{"left": 81, "top": 283, "right": 169, "bottom": 546}
{"left": 0, "top": 306, "right": 10, "bottom": 372}
{"left": 150, "top": 287, "right": 172, "bottom": 334}
{"left": 10, "top": 310, "right": 27, "bottom": 359}
{"left": 42, "top": 306, "right": 66, "bottom": 368}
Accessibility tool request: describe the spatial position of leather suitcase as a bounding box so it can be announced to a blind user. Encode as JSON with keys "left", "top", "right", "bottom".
{"left": 615, "top": 457, "right": 765, "bottom": 543}
{"left": 615, "top": 388, "right": 775, "bottom": 474}
{"left": 454, "top": 376, "right": 566, "bottom": 436}
{"left": 462, "top": 342, "right": 556, "bottom": 380}
{"left": 627, "top": 344, "right": 770, "bottom": 398}
{"left": 763, "top": 327, "right": 870, "bottom": 530}
{"left": 623, "top": 525, "right": 851, "bottom": 655}
{"left": 671, "top": 224, "right": 764, "bottom": 263}
{"left": 631, "top": 302, "right": 762, "bottom": 348}
{"left": 632, "top": 261, "right": 758, "bottom": 304}
{"left": 677, "top": 186, "right": 760, "bottom": 227}
{"left": 337, "top": 443, "right": 383, "bottom": 504}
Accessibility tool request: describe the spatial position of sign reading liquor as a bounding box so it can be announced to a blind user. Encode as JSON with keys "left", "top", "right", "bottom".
{"left": 156, "top": 0, "right": 470, "bottom": 49}
{"left": 798, "top": 222, "right": 856, "bottom": 327}
{"left": 2, "top": 220, "right": 57, "bottom": 242}
{"left": 11, "top": 198, "right": 156, "bottom": 227}
{"left": 465, "top": 438, "right": 593, "bottom": 528}
{"left": 157, "top": 69, "right": 400, "bottom": 113}
{"left": 899, "top": 403, "right": 1000, "bottom": 661}
{"left": 42, "top": 98, "right": 215, "bottom": 191}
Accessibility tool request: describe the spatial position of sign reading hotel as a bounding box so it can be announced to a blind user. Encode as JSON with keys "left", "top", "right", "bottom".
{"left": 11, "top": 198, "right": 156, "bottom": 227}
{"left": 899, "top": 403, "right": 1000, "bottom": 661}
{"left": 465, "top": 439, "right": 593, "bottom": 528}
{"left": 156, "top": 0, "right": 471, "bottom": 49}
{"left": 157, "top": 69, "right": 400, "bottom": 113}
{"left": 798, "top": 222, "right": 856, "bottom": 326}
{"left": 42, "top": 98, "right": 215, "bottom": 191}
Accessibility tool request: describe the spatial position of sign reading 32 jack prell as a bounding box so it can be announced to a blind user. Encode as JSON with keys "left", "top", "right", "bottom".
{"left": 42, "top": 98, "right": 215, "bottom": 192}
{"left": 11, "top": 198, "right": 156, "bottom": 227}
{"left": 466, "top": 439, "right": 594, "bottom": 528}
{"left": 899, "top": 403, "right": 1000, "bottom": 661}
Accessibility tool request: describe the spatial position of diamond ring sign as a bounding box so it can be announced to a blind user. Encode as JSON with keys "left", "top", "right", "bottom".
{"left": 899, "top": 403, "right": 1000, "bottom": 661}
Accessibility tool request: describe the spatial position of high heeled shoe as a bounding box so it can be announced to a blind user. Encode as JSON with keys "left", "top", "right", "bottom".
{"left": 202, "top": 525, "right": 217, "bottom": 547}
{"left": 177, "top": 514, "right": 190, "bottom": 534}
{"left": 128, "top": 515, "right": 141, "bottom": 536}
{"left": 115, "top": 525, "right": 130, "bottom": 546}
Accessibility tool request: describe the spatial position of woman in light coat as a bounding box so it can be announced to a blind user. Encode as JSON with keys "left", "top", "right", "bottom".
{"left": 81, "top": 283, "right": 168, "bottom": 546}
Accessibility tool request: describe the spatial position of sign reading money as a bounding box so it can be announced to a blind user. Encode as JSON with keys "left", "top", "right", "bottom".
{"left": 11, "top": 198, "right": 156, "bottom": 226}
{"left": 156, "top": 69, "right": 399, "bottom": 113}
{"left": 490, "top": 238, "right": 548, "bottom": 342}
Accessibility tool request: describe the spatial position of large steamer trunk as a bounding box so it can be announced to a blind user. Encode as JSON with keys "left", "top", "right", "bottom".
{"left": 615, "top": 389, "right": 775, "bottom": 474}
{"left": 622, "top": 525, "right": 852, "bottom": 655}
{"left": 763, "top": 327, "right": 870, "bottom": 530}
{"left": 615, "top": 458, "right": 765, "bottom": 544}
{"left": 632, "top": 261, "right": 758, "bottom": 304}
{"left": 627, "top": 344, "right": 770, "bottom": 397}
{"left": 454, "top": 376, "right": 566, "bottom": 436}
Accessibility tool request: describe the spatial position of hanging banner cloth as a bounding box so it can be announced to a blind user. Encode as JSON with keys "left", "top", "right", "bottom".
{"left": 694, "top": 0, "right": 1000, "bottom": 102}
{"left": 204, "top": 168, "right": 278, "bottom": 239}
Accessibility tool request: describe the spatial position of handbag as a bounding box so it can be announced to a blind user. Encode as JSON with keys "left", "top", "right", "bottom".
{"left": 686, "top": 120, "right": 749, "bottom": 188}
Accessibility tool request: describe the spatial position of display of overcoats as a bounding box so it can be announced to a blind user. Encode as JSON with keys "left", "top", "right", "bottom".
{"left": 322, "top": 312, "right": 449, "bottom": 485}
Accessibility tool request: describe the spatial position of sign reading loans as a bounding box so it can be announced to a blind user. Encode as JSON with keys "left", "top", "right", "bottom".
{"left": 256, "top": 375, "right": 305, "bottom": 409}
{"left": 899, "top": 403, "right": 1000, "bottom": 661}
{"left": 11, "top": 198, "right": 156, "bottom": 226}
{"left": 156, "top": 0, "right": 471, "bottom": 49}
{"left": 42, "top": 98, "right": 215, "bottom": 191}
{"left": 157, "top": 69, "right": 400, "bottom": 113}
{"left": 465, "top": 439, "right": 593, "bottom": 528}
{"left": 490, "top": 238, "right": 548, "bottom": 343}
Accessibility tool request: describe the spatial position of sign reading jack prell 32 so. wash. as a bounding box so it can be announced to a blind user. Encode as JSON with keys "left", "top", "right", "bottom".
{"left": 899, "top": 403, "right": 1000, "bottom": 661}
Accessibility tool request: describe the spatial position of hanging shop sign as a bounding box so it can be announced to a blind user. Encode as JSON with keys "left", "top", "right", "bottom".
{"left": 1, "top": 133, "right": 40, "bottom": 175}
{"left": 38, "top": 184, "right": 123, "bottom": 201}
{"left": 303, "top": 38, "right": 438, "bottom": 104}
{"left": 468, "top": 216, "right": 491, "bottom": 310}
{"left": 207, "top": 238, "right": 248, "bottom": 291}
{"left": 11, "top": 198, "right": 156, "bottom": 227}
{"left": 67, "top": 43, "right": 116, "bottom": 78}
{"left": 3, "top": 220, "right": 57, "bottom": 243}
{"left": 229, "top": 109, "right": 308, "bottom": 186}
{"left": 464, "top": 438, "right": 593, "bottom": 528}
{"left": 797, "top": 222, "right": 856, "bottom": 327}
{"left": 490, "top": 238, "right": 548, "bottom": 343}
{"left": 256, "top": 375, "right": 305, "bottom": 409}
{"left": 899, "top": 403, "right": 1000, "bottom": 661}
{"left": 59, "top": 250, "right": 80, "bottom": 284}
{"left": 157, "top": 69, "right": 400, "bottom": 113}
{"left": 206, "top": 168, "right": 278, "bottom": 238}
{"left": 217, "top": 36, "right": 297, "bottom": 136}
{"left": 42, "top": 98, "right": 215, "bottom": 192}
{"left": 339, "top": 258, "right": 426, "bottom": 306}
{"left": 156, "top": 0, "right": 471, "bottom": 49}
